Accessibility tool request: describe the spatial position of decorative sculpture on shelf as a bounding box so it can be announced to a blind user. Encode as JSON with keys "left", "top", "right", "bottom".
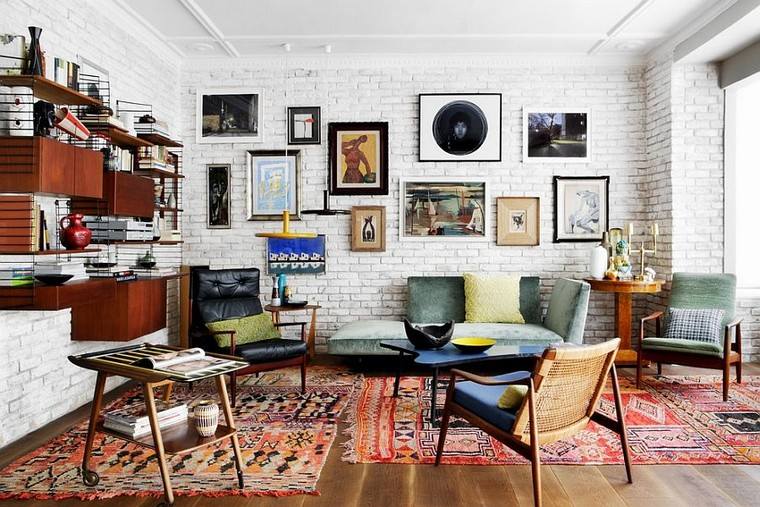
{"left": 403, "top": 319, "right": 454, "bottom": 349}
{"left": 632, "top": 223, "right": 658, "bottom": 281}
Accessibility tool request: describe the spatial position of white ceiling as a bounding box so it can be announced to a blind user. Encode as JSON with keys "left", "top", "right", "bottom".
{"left": 117, "top": 0, "right": 726, "bottom": 58}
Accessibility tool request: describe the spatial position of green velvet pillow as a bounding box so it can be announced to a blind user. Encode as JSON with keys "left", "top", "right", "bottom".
{"left": 463, "top": 273, "right": 525, "bottom": 324}
{"left": 497, "top": 385, "right": 528, "bottom": 410}
{"left": 206, "top": 312, "right": 280, "bottom": 348}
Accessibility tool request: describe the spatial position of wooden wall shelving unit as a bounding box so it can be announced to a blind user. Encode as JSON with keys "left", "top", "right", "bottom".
{"left": 71, "top": 172, "right": 154, "bottom": 218}
{"left": 0, "top": 75, "right": 101, "bottom": 107}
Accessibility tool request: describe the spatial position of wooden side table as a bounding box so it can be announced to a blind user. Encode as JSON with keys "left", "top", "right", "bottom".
{"left": 585, "top": 278, "right": 662, "bottom": 366}
{"left": 265, "top": 304, "right": 321, "bottom": 358}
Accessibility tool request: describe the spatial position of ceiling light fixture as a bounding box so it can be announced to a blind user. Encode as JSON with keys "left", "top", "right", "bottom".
{"left": 191, "top": 42, "right": 215, "bottom": 52}
{"left": 324, "top": 44, "right": 332, "bottom": 54}
{"left": 282, "top": 42, "right": 291, "bottom": 53}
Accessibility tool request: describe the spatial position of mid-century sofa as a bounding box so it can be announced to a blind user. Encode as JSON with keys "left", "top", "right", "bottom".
{"left": 327, "top": 276, "right": 590, "bottom": 355}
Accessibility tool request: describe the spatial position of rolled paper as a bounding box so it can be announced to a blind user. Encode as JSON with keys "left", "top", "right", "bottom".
{"left": 54, "top": 107, "right": 90, "bottom": 140}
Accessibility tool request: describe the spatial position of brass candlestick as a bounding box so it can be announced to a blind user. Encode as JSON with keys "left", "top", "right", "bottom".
{"left": 633, "top": 223, "right": 658, "bottom": 281}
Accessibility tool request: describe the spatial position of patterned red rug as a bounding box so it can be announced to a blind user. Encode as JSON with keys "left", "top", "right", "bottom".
{"left": 344, "top": 375, "right": 760, "bottom": 465}
{"left": 0, "top": 367, "right": 361, "bottom": 501}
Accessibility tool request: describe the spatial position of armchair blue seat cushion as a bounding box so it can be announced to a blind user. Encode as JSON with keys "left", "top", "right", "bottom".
{"left": 641, "top": 337, "right": 723, "bottom": 357}
{"left": 234, "top": 338, "right": 308, "bottom": 363}
{"left": 453, "top": 373, "right": 520, "bottom": 431}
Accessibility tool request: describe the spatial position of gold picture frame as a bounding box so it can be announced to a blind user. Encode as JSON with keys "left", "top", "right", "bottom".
{"left": 496, "top": 197, "right": 540, "bottom": 246}
{"left": 351, "top": 206, "right": 386, "bottom": 252}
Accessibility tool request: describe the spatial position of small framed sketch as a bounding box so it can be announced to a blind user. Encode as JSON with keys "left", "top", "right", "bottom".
{"left": 247, "top": 150, "right": 301, "bottom": 220}
{"left": 553, "top": 176, "right": 609, "bottom": 243}
{"left": 207, "top": 164, "right": 231, "bottom": 228}
{"left": 197, "top": 88, "right": 263, "bottom": 144}
{"left": 419, "top": 93, "right": 502, "bottom": 161}
{"left": 351, "top": 206, "right": 386, "bottom": 252}
{"left": 329, "top": 122, "right": 389, "bottom": 196}
{"left": 523, "top": 108, "right": 590, "bottom": 162}
{"left": 400, "top": 178, "right": 489, "bottom": 241}
{"left": 287, "top": 106, "right": 321, "bottom": 145}
{"left": 497, "top": 197, "right": 540, "bottom": 246}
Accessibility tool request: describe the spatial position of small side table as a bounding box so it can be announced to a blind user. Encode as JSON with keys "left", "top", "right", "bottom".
{"left": 265, "top": 304, "right": 321, "bottom": 358}
{"left": 585, "top": 278, "right": 662, "bottom": 366}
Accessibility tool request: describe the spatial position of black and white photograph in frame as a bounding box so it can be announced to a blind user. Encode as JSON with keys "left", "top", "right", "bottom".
{"left": 419, "top": 93, "right": 502, "bottom": 161}
{"left": 524, "top": 108, "right": 591, "bottom": 162}
{"left": 287, "top": 106, "right": 321, "bottom": 145}
{"left": 553, "top": 176, "right": 609, "bottom": 243}
{"left": 196, "top": 88, "right": 263, "bottom": 144}
{"left": 207, "top": 164, "right": 231, "bottom": 229}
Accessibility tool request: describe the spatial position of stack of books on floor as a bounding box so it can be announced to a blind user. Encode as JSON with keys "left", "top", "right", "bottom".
{"left": 86, "top": 264, "right": 136, "bottom": 282}
{"left": 103, "top": 401, "right": 188, "bottom": 439}
{"left": 34, "top": 260, "right": 88, "bottom": 281}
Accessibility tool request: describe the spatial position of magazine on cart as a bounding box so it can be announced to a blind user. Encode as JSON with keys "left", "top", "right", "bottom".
{"left": 133, "top": 347, "right": 234, "bottom": 374}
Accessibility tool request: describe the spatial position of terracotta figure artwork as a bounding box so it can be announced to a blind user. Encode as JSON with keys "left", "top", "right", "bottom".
{"left": 329, "top": 122, "right": 388, "bottom": 195}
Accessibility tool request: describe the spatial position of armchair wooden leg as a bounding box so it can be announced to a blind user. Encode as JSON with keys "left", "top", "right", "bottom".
{"left": 611, "top": 365, "right": 633, "bottom": 483}
{"left": 656, "top": 362, "right": 662, "bottom": 375}
{"left": 736, "top": 359, "right": 742, "bottom": 384}
{"left": 229, "top": 373, "right": 237, "bottom": 408}
{"left": 435, "top": 376, "right": 456, "bottom": 466}
{"left": 300, "top": 357, "right": 306, "bottom": 394}
{"left": 723, "top": 360, "right": 730, "bottom": 402}
{"left": 528, "top": 382, "right": 542, "bottom": 507}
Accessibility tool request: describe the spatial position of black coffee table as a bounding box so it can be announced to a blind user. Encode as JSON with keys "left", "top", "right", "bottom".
{"left": 380, "top": 339, "right": 546, "bottom": 425}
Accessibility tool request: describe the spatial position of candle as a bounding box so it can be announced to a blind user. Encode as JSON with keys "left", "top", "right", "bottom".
{"left": 625, "top": 223, "right": 633, "bottom": 238}
{"left": 651, "top": 223, "right": 659, "bottom": 236}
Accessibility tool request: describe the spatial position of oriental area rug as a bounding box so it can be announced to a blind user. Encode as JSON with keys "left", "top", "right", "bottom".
{"left": 0, "top": 367, "right": 361, "bottom": 501}
{"left": 344, "top": 375, "right": 760, "bottom": 465}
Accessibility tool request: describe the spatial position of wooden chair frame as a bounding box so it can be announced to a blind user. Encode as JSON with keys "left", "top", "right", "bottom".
{"left": 636, "top": 311, "right": 743, "bottom": 401}
{"left": 435, "top": 340, "right": 632, "bottom": 507}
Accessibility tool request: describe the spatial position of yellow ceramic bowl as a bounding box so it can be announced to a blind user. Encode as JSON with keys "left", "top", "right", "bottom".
{"left": 451, "top": 337, "right": 496, "bottom": 353}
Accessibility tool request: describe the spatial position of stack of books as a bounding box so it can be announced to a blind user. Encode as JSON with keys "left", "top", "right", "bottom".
{"left": 103, "top": 401, "right": 188, "bottom": 439}
{"left": 80, "top": 114, "right": 127, "bottom": 131}
{"left": 0, "top": 266, "right": 34, "bottom": 287}
{"left": 134, "top": 118, "right": 171, "bottom": 138}
{"left": 35, "top": 260, "right": 88, "bottom": 281}
{"left": 86, "top": 264, "right": 136, "bottom": 282}
{"left": 132, "top": 266, "right": 177, "bottom": 278}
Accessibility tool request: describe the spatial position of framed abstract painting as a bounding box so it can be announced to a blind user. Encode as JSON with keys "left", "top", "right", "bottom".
{"left": 328, "top": 122, "right": 388, "bottom": 196}
{"left": 496, "top": 197, "right": 540, "bottom": 246}
{"left": 207, "top": 164, "right": 231, "bottom": 229}
{"left": 197, "top": 88, "right": 263, "bottom": 144}
{"left": 246, "top": 150, "right": 301, "bottom": 221}
{"left": 553, "top": 176, "right": 609, "bottom": 242}
{"left": 287, "top": 106, "right": 321, "bottom": 145}
{"left": 419, "top": 93, "right": 502, "bottom": 162}
{"left": 399, "top": 178, "right": 489, "bottom": 241}
{"left": 267, "top": 235, "right": 326, "bottom": 275}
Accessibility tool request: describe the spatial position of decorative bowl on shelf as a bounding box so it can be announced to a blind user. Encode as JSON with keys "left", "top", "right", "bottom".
{"left": 404, "top": 319, "right": 454, "bottom": 349}
{"left": 283, "top": 300, "right": 308, "bottom": 307}
{"left": 451, "top": 337, "right": 496, "bottom": 354}
{"left": 34, "top": 274, "right": 74, "bottom": 286}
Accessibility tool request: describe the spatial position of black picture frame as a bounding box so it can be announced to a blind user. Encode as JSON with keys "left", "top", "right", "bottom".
{"left": 287, "top": 106, "right": 321, "bottom": 145}
{"left": 328, "top": 122, "right": 389, "bottom": 196}
{"left": 207, "top": 164, "right": 231, "bottom": 229}
{"left": 418, "top": 93, "right": 502, "bottom": 162}
{"left": 553, "top": 176, "right": 610, "bottom": 243}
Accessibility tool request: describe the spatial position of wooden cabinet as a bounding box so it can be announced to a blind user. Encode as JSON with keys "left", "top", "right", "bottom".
{"left": 0, "top": 137, "right": 103, "bottom": 198}
{"left": 72, "top": 172, "right": 154, "bottom": 218}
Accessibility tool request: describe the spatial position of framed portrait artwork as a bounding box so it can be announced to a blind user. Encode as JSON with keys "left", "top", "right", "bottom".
{"left": 197, "top": 88, "right": 263, "bottom": 144}
{"left": 247, "top": 150, "right": 301, "bottom": 221}
{"left": 267, "top": 235, "right": 326, "bottom": 275}
{"left": 287, "top": 106, "right": 321, "bottom": 145}
{"left": 207, "top": 164, "right": 231, "bottom": 228}
{"left": 400, "top": 178, "right": 489, "bottom": 241}
{"left": 419, "top": 93, "right": 502, "bottom": 162}
{"left": 523, "top": 108, "right": 591, "bottom": 162}
{"left": 351, "top": 206, "right": 386, "bottom": 252}
{"left": 328, "top": 122, "right": 388, "bottom": 196}
{"left": 553, "top": 176, "right": 609, "bottom": 242}
{"left": 497, "top": 197, "right": 540, "bottom": 246}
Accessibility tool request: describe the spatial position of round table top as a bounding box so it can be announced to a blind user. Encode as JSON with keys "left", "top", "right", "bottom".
{"left": 264, "top": 303, "right": 321, "bottom": 311}
{"left": 584, "top": 278, "right": 662, "bottom": 293}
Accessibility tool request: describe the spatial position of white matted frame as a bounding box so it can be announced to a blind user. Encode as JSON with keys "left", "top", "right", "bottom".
{"left": 399, "top": 177, "right": 490, "bottom": 242}
{"left": 523, "top": 107, "right": 591, "bottom": 163}
{"left": 196, "top": 88, "right": 264, "bottom": 144}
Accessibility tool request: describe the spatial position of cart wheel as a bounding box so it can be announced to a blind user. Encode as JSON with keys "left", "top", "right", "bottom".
{"left": 82, "top": 469, "right": 100, "bottom": 487}
{"left": 237, "top": 470, "right": 245, "bottom": 489}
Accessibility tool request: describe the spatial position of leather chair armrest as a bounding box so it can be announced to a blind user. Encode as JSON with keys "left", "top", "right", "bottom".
{"left": 449, "top": 369, "right": 531, "bottom": 386}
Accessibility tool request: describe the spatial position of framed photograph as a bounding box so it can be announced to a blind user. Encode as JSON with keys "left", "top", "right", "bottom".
{"left": 419, "top": 93, "right": 502, "bottom": 162}
{"left": 207, "top": 164, "right": 231, "bottom": 229}
{"left": 267, "top": 235, "right": 326, "bottom": 275}
{"left": 351, "top": 206, "right": 386, "bottom": 252}
{"left": 523, "top": 108, "right": 590, "bottom": 162}
{"left": 553, "top": 176, "right": 609, "bottom": 243}
{"left": 196, "top": 88, "right": 263, "bottom": 143}
{"left": 497, "top": 197, "right": 540, "bottom": 246}
{"left": 400, "top": 178, "right": 489, "bottom": 241}
{"left": 287, "top": 106, "right": 321, "bottom": 145}
{"left": 246, "top": 150, "right": 301, "bottom": 221}
{"left": 329, "top": 122, "right": 389, "bottom": 196}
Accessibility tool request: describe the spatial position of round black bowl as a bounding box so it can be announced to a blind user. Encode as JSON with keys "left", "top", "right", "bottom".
{"left": 34, "top": 274, "right": 74, "bottom": 286}
{"left": 404, "top": 319, "right": 454, "bottom": 349}
{"left": 138, "top": 261, "right": 157, "bottom": 269}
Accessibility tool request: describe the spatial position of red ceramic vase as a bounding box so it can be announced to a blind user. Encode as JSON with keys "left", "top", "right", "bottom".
{"left": 59, "top": 213, "right": 91, "bottom": 250}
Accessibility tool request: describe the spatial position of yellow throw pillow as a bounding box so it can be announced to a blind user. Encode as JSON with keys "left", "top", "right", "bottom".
{"left": 497, "top": 385, "right": 528, "bottom": 410}
{"left": 206, "top": 312, "right": 281, "bottom": 348}
{"left": 463, "top": 273, "right": 525, "bottom": 323}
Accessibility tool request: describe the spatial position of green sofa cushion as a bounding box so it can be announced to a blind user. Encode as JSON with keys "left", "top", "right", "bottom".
{"left": 327, "top": 320, "right": 563, "bottom": 355}
{"left": 407, "top": 276, "right": 541, "bottom": 324}
{"left": 642, "top": 337, "right": 723, "bottom": 357}
{"left": 669, "top": 273, "right": 736, "bottom": 329}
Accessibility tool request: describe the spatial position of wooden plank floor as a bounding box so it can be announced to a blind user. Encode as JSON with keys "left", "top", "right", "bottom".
{"left": 0, "top": 361, "right": 758, "bottom": 507}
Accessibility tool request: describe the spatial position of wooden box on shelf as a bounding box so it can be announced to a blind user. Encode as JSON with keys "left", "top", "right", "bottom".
{"left": 72, "top": 172, "right": 154, "bottom": 219}
{"left": 0, "top": 137, "right": 103, "bottom": 198}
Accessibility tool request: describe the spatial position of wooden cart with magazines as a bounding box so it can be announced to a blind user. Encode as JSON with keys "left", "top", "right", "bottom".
{"left": 68, "top": 343, "right": 250, "bottom": 506}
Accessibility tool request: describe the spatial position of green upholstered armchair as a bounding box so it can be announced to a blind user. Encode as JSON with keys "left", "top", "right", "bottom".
{"left": 636, "top": 273, "right": 742, "bottom": 401}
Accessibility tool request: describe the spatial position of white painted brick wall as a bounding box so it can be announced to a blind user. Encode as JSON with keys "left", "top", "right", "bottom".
{"left": 0, "top": 0, "right": 181, "bottom": 446}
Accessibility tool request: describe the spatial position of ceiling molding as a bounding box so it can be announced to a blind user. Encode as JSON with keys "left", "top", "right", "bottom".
{"left": 177, "top": 0, "right": 240, "bottom": 57}
{"left": 588, "top": 0, "right": 657, "bottom": 55}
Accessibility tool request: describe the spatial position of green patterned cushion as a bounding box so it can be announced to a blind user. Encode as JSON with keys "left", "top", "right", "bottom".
{"left": 206, "top": 312, "right": 281, "bottom": 348}
{"left": 463, "top": 273, "right": 525, "bottom": 324}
